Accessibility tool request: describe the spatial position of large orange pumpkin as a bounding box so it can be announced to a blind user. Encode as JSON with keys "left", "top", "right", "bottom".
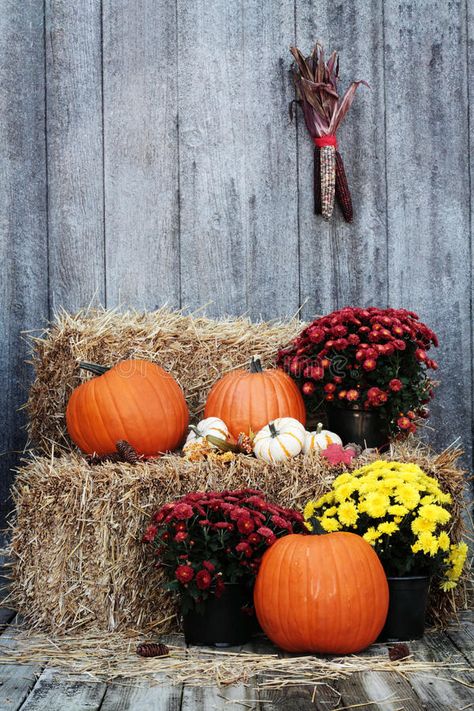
{"left": 254, "top": 530, "right": 389, "bottom": 653}
{"left": 204, "top": 357, "right": 306, "bottom": 438}
{"left": 66, "top": 360, "right": 189, "bottom": 456}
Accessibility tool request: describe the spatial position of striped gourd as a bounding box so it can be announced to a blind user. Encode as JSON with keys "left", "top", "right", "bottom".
{"left": 253, "top": 418, "right": 306, "bottom": 463}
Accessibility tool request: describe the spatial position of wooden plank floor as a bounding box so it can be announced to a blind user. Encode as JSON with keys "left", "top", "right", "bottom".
{"left": 0, "top": 605, "right": 473, "bottom": 710}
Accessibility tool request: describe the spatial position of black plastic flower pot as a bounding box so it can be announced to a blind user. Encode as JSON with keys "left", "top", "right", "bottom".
{"left": 182, "top": 583, "right": 257, "bottom": 647}
{"left": 326, "top": 406, "right": 390, "bottom": 450}
{"left": 379, "top": 576, "right": 431, "bottom": 641}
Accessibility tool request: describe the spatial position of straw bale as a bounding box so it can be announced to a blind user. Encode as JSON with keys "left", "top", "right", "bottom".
{"left": 7, "top": 441, "right": 471, "bottom": 635}
{"left": 26, "top": 307, "right": 302, "bottom": 454}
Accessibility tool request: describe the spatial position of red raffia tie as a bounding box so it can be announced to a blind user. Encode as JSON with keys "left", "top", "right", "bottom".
{"left": 314, "top": 135, "right": 338, "bottom": 148}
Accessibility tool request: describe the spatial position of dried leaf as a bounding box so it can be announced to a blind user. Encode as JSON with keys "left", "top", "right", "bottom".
{"left": 329, "top": 80, "right": 370, "bottom": 133}
{"left": 290, "top": 43, "right": 368, "bottom": 139}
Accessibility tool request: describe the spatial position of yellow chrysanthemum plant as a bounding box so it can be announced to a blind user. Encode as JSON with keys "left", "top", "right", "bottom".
{"left": 304, "top": 461, "right": 468, "bottom": 591}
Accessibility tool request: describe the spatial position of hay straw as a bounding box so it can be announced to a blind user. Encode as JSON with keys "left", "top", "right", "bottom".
{"left": 0, "top": 624, "right": 471, "bottom": 689}
{"left": 6, "top": 441, "right": 471, "bottom": 635}
{"left": 26, "top": 307, "right": 302, "bottom": 454}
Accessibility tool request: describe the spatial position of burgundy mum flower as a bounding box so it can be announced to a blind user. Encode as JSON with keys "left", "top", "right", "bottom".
{"left": 175, "top": 564, "right": 194, "bottom": 584}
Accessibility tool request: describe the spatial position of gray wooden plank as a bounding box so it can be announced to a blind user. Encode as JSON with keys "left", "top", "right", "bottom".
{"left": 235, "top": 0, "right": 299, "bottom": 321}
{"left": 403, "top": 631, "right": 474, "bottom": 711}
{"left": 384, "top": 0, "right": 473, "bottom": 468}
{"left": 446, "top": 616, "right": 474, "bottom": 665}
{"left": 103, "top": 0, "right": 180, "bottom": 310}
{"left": 45, "top": 0, "right": 105, "bottom": 311}
{"left": 181, "top": 683, "right": 257, "bottom": 711}
{"left": 177, "top": 0, "right": 299, "bottom": 320}
{"left": 335, "top": 643, "right": 423, "bottom": 711}
{"left": 468, "top": 0, "right": 474, "bottom": 498}
{"left": 176, "top": 0, "right": 245, "bottom": 318}
{"left": 0, "top": 0, "right": 49, "bottom": 530}
{"left": 295, "top": 0, "right": 388, "bottom": 317}
{"left": 19, "top": 667, "right": 106, "bottom": 711}
{"left": 99, "top": 682, "right": 182, "bottom": 711}
{"left": 0, "top": 629, "right": 44, "bottom": 711}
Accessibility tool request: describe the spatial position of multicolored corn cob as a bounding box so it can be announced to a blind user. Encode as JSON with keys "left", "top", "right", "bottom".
{"left": 313, "top": 147, "right": 322, "bottom": 214}
{"left": 319, "top": 144, "right": 336, "bottom": 220}
{"left": 335, "top": 151, "right": 353, "bottom": 222}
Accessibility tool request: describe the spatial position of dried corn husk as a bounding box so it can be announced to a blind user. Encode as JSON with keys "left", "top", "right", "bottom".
{"left": 290, "top": 43, "right": 367, "bottom": 222}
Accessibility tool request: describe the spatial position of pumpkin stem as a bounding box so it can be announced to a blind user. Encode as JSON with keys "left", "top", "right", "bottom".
{"left": 268, "top": 422, "right": 278, "bottom": 438}
{"left": 249, "top": 357, "right": 263, "bottom": 373}
{"left": 309, "top": 516, "right": 327, "bottom": 536}
{"left": 316, "top": 422, "right": 323, "bottom": 434}
{"left": 79, "top": 362, "right": 110, "bottom": 376}
{"left": 188, "top": 424, "right": 202, "bottom": 437}
{"left": 206, "top": 434, "right": 239, "bottom": 452}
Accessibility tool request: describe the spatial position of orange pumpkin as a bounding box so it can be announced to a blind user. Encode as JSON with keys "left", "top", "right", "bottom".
{"left": 66, "top": 360, "right": 189, "bottom": 456}
{"left": 204, "top": 357, "right": 306, "bottom": 438}
{"left": 254, "top": 530, "right": 388, "bottom": 653}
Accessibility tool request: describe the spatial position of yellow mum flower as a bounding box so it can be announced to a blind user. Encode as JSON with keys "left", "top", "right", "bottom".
{"left": 440, "top": 580, "right": 457, "bottom": 592}
{"left": 338, "top": 501, "right": 359, "bottom": 526}
{"left": 363, "top": 527, "right": 381, "bottom": 545}
{"left": 333, "top": 472, "right": 353, "bottom": 487}
{"left": 320, "top": 516, "right": 341, "bottom": 532}
{"left": 325, "top": 506, "right": 337, "bottom": 517}
{"left": 377, "top": 521, "right": 399, "bottom": 536}
{"left": 417, "top": 504, "right": 451, "bottom": 525}
{"left": 303, "top": 501, "right": 317, "bottom": 520}
{"left": 412, "top": 531, "right": 438, "bottom": 556}
{"left": 363, "top": 491, "right": 390, "bottom": 518}
{"left": 334, "top": 482, "right": 357, "bottom": 503}
{"left": 395, "top": 484, "right": 420, "bottom": 510}
{"left": 411, "top": 516, "right": 436, "bottom": 535}
{"left": 388, "top": 504, "right": 409, "bottom": 517}
{"left": 437, "top": 531, "right": 450, "bottom": 552}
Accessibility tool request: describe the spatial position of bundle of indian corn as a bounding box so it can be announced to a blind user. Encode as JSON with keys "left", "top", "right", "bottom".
{"left": 290, "top": 43, "right": 368, "bottom": 221}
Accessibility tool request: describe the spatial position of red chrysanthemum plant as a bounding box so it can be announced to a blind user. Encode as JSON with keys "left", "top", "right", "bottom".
{"left": 277, "top": 307, "right": 439, "bottom": 437}
{"left": 290, "top": 43, "right": 368, "bottom": 221}
{"left": 143, "top": 489, "right": 304, "bottom": 613}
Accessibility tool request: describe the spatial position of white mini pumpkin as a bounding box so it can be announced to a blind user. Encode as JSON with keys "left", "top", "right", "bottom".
{"left": 184, "top": 417, "right": 229, "bottom": 449}
{"left": 302, "top": 423, "right": 342, "bottom": 454}
{"left": 253, "top": 417, "right": 306, "bottom": 463}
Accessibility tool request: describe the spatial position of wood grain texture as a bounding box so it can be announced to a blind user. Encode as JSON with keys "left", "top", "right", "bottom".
{"left": 468, "top": 0, "right": 474, "bottom": 485}
{"left": 405, "top": 631, "right": 474, "bottom": 710}
{"left": 19, "top": 667, "right": 106, "bottom": 711}
{"left": 384, "top": 0, "right": 472, "bottom": 463}
{"left": 236, "top": 0, "right": 299, "bottom": 321}
{"left": 45, "top": 0, "right": 105, "bottom": 311}
{"left": 0, "top": 0, "right": 48, "bottom": 526}
{"left": 295, "top": 0, "right": 388, "bottom": 317}
{"left": 103, "top": 0, "right": 180, "bottom": 310}
{"left": 177, "top": 0, "right": 247, "bottom": 318}
{"left": 177, "top": 0, "right": 299, "bottom": 320}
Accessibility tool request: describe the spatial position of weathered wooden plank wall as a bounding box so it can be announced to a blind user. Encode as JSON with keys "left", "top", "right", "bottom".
{"left": 1, "top": 0, "right": 473, "bottom": 525}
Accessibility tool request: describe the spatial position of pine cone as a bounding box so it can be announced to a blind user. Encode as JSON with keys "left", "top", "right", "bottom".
{"left": 388, "top": 643, "right": 410, "bottom": 661}
{"left": 87, "top": 451, "right": 122, "bottom": 465}
{"left": 237, "top": 433, "right": 253, "bottom": 455}
{"left": 116, "top": 440, "right": 139, "bottom": 464}
{"left": 136, "top": 642, "right": 169, "bottom": 657}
